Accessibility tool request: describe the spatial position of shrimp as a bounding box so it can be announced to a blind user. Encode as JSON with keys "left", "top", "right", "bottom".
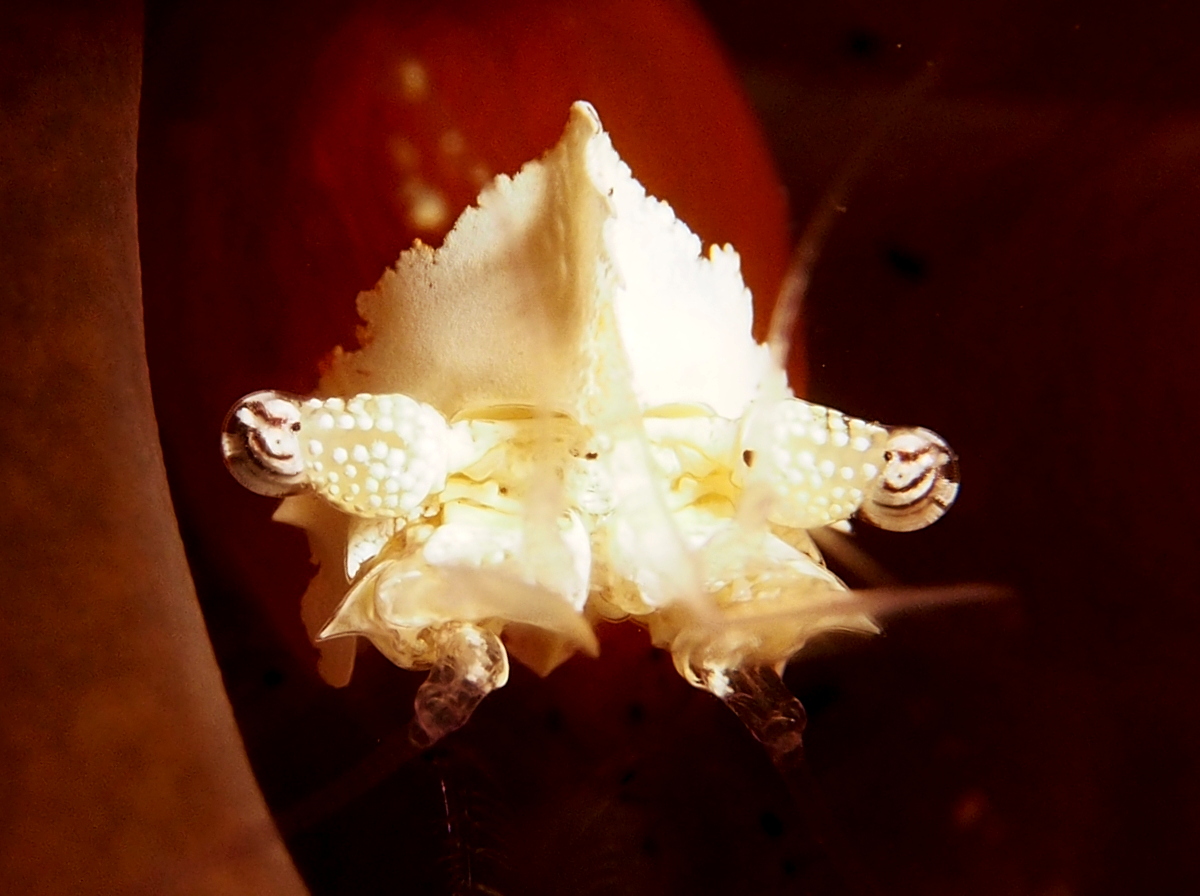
{"left": 220, "top": 102, "right": 958, "bottom": 747}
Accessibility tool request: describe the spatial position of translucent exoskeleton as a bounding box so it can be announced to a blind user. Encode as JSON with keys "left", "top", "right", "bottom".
{"left": 220, "top": 102, "right": 959, "bottom": 748}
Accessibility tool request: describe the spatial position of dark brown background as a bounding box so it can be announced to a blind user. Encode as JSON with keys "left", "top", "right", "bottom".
{"left": 710, "top": 2, "right": 1200, "bottom": 893}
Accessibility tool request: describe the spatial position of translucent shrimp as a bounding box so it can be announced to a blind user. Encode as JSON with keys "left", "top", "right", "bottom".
{"left": 220, "top": 102, "right": 959, "bottom": 746}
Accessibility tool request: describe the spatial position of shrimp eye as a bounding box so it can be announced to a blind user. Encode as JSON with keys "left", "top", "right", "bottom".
{"left": 221, "top": 390, "right": 310, "bottom": 497}
{"left": 858, "top": 427, "right": 959, "bottom": 532}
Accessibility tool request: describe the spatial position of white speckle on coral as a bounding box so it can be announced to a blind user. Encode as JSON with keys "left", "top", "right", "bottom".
{"left": 401, "top": 178, "right": 449, "bottom": 233}
{"left": 396, "top": 58, "right": 428, "bottom": 102}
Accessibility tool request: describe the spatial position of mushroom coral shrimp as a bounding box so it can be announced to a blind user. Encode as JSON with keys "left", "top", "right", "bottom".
{"left": 222, "top": 102, "right": 958, "bottom": 747}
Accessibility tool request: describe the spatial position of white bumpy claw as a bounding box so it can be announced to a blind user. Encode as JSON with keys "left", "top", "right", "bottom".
{"left": 735, "top": 398, "right": 891, "bottom": 529}
{"left": 295, "top": 393, "right": 450, "bottom": 518}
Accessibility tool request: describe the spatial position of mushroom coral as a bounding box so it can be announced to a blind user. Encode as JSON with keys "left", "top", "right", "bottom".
{"left": 0, "top": 3, "right": 307, "bottom": 893}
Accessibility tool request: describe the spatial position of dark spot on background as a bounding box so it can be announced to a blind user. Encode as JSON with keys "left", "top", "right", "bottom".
{"left": 791, "top": 680, "right": 840, "bottom": 720}
{"left": 884, "top": 245, "right": 929, "bottom": 282}
{"left": 845, "top": 28, "right": 882, "bottom": 59}
{"left": 627, "top": 701, "right": 645, "bottom": 725}
{"left": 759, "top": 809, "right": 785, "bottom": 837}
{"left": 262, "top": 667, "right": 284, "bottom": 688}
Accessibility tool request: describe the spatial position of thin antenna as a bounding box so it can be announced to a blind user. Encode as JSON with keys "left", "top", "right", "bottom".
{"left": 767, "top": 60, "right": 943, "bottom": 370}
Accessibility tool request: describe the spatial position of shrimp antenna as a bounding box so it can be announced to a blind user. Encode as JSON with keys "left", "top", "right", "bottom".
{"left": 766, "top": 59, "right": 944, "bottom": 369}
